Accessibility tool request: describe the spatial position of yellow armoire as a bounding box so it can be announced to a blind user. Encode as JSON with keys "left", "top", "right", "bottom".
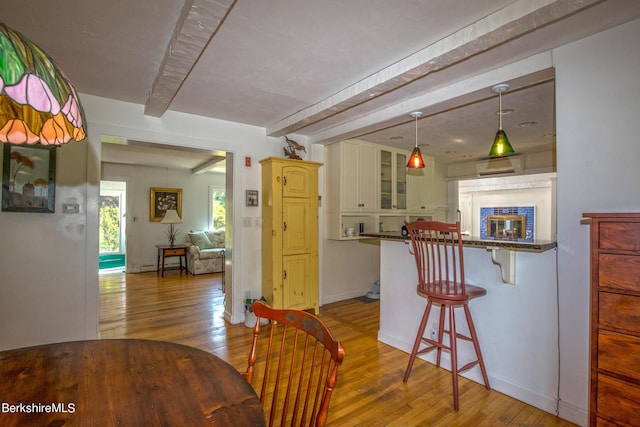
{"left": 260, "top": 157, "right": 322, "bottom": 314}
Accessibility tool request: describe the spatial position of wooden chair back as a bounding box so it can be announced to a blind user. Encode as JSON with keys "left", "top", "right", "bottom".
{"left": 405, "top": 220, "right": 468, "bottom": 301}
{"left": 243, "top": 301, "right": 345, "bottom": 427}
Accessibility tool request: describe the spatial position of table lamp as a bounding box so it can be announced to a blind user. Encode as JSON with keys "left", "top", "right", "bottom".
{"left": 161, "top": 209, "right": 182, "bottom": 246}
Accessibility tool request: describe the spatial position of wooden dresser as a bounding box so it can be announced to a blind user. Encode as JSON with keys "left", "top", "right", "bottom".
{"left": 584, "top": 213, "right": 640, "bottom": 426}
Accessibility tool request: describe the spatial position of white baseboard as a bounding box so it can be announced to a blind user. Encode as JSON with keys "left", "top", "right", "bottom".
{"left": 557, "top": 400, "right": 588, "bottom": 426}
{"left": 322, "top": 288, "right": 370, "bottom": 305}
{"left": 139, "top": 263, "right": 156, "bottom": 272}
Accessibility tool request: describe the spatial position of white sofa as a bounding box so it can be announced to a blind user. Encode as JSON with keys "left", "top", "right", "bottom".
{"left": 185, "top": 229, "right": 225, "bottom": 275}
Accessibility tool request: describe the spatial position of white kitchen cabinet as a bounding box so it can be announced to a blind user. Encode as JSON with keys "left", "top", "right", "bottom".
{"left": 326, "top": 140, "right": 378, "bottom": 213}
{"left": 379, "top": 148, "right": 408, "bottom": 212}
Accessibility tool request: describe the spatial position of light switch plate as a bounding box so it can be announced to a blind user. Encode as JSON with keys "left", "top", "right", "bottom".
{"left": 242, "top": 217, "right": 252, "bottom": 227}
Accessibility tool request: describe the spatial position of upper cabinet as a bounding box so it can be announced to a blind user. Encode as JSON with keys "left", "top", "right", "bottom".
{"left": 407, "top": 155, "right": 436, "bottom": 214}
{"left": 326, "top": 139, "right": 445, "bottom": 240}
{"left": 326, "top": 140, "right": 378, "bottom": 213}
{"left": 380, "top": 148, "right": 408, "bottom": 212}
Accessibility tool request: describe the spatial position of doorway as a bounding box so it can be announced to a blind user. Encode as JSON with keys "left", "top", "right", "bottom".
{"left": 99, "top": 180, "right": 127, "bottom": 273}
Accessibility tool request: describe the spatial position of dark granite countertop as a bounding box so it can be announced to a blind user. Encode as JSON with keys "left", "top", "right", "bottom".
{"left": 359, "top": 232, "right": 557, "bottom": 252}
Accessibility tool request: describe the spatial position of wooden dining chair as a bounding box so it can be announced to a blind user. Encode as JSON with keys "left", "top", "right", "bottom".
{"left": 242, "top": 300, "right": 346, "bottom": 427}
{"left": 403, "top": 220, "right": 490, "bottom": 410}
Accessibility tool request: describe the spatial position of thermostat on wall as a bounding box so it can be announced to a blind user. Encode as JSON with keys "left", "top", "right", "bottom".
{"left": 63, "top": 203, "right": 79, "bottom": 213}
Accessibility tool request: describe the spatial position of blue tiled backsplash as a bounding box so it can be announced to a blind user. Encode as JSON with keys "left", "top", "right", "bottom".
{"left": 480, "top": 206, "right": 535, "bottom": 241}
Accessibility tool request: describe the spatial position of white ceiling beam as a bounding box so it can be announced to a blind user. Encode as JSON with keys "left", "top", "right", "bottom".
{"left": 144, "top": 0, "right": 236, "bottom": 117}
{"left": 266, "top": 0, "right": 602, "bottom": 137}
{"left": 191, "top": 156, "right": 226, "bottom": 174}
{"left": 307, "top": 53, "right": 555, "bottom": 145}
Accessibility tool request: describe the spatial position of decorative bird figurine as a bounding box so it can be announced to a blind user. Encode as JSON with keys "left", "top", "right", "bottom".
{"left": 283, "top": 135, "right": 306, "bottom": 159}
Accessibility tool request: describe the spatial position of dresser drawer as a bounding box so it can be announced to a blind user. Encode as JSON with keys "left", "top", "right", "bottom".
{"left": 598, "top": 330, "right": 640, "bottom": 379}
{"left": 596, "top": 416, "right": 620, "bottom": 427}
{"left": 597, "top": 373, "right": 640, "bottom": 426}
{"left": 599, "top": 292, "right": 640, "bottom": 333}
{"left": 599, "top": 222, "right": 640, "bottom": 251}
{"left": 164, "top": 248, "right": 186, "bottom": 256}
{"left": 598, "top": 254, "right": 640, "bottom": 292}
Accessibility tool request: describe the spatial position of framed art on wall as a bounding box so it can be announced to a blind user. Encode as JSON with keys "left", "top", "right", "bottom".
{"left": 2, "top": 144, "right": 56, "bottom": 213}
{"left": 150, "top": 187, "right": 182, "bottom": 221}
{"left": 246, "top": 190, "right": 258, "bottom": 207}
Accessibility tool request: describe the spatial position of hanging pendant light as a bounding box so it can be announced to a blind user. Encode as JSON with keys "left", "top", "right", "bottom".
{"left": 406, "top": 111, "right": 425, "bottom": 169}
{"left": 0, "top": 23, "right": 87, "bottom": 145}
{"left": 489, "top": 83, "right": 515, "bottom": 158}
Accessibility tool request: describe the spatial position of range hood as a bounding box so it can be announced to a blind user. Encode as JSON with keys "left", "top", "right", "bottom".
{"left": 476, "top": 156, "right": 524, "bottom": 177}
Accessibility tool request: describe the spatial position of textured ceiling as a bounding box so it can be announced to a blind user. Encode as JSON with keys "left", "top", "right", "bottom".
{"left": 2, "top": 0, "right": 639, "bottom": 170}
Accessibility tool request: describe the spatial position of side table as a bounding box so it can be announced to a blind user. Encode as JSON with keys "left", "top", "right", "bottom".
{"left": 156, "top": 244, "right": 188, "bottom": 277}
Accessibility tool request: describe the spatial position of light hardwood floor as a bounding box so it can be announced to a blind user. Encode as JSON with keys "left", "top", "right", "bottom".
{"left": 99, "top": 271, "right": 577, "bottom": 426}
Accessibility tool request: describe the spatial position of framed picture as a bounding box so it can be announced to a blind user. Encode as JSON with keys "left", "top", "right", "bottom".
{"left": 150, "top": 187, "right": 182, "bottom": 221}
{"left": 2, "top": 144, "right": 56, "bottom": 213}
{"left": 246, "top": 190, "right": 258, "bottom": 207}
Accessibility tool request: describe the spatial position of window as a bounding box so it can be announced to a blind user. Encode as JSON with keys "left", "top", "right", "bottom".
{"left": 211, "top": 189, "right": 226, "bottom": 230}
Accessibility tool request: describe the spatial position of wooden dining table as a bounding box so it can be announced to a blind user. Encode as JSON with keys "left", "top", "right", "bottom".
{"left": 0, "top": 339, "right": 265, "bottom": 426}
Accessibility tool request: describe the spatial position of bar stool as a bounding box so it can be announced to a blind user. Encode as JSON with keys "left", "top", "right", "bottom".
{"left": 402, "top": 220, "right": 490, "bottom": 410}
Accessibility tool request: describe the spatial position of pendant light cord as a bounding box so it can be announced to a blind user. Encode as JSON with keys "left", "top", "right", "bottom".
{"left": 415, "top": 114, "right": 418, "bottom": 148}
{"left": 499, "top": 90, "right": 503, "bottom": 131}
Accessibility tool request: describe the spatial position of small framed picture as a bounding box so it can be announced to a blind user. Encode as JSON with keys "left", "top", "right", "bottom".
{"left": 246, "top": 190, "right": 258, "bottom": 207}
{"left": 2, "top": 144, "right": 56, "bottom": 213}
{"left": 150, "top": 187, "right": 182, "bottom": 221}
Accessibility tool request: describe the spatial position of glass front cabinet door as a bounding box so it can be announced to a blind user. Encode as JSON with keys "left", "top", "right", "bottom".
{"left": 380, "top": 149, "right": 407, "bottom": 211}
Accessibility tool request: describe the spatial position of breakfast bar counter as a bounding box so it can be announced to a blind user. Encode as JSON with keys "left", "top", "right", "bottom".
{"left": 360, "top": 231, "right": 557, "bottom": 252}
{"left": 364, "top": 233, "right": 561, "bottom": 415}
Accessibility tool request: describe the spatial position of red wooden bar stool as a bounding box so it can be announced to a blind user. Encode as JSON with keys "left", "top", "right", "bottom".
{"left": 403, "top": 220, "right": 490, "bottom": 410}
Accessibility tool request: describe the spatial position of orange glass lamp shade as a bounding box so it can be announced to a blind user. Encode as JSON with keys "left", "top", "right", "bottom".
{"left": 0, "top": 23, "right": 86, "bottom": 145}
{"left": 489, "top": 129, "right": 515, "bottom": 157}
{"left": 407, "top": 146, "right": 425, "bottom": 168}
{"left": 406, "top": 111, "right": 425, "bottom": 169}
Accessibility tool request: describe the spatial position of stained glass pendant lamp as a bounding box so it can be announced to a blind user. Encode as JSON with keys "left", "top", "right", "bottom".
{"left": 0, "top": 23, "right": 86, "bottom": 145}
{"left": 489, "top": 83, "right": 515, "bottom": 158}
{"left": 406, "top": 111, "right": 425, "bottom": 169}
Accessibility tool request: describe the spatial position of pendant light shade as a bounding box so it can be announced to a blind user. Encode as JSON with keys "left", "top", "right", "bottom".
{"left": 406, "top": 111, "right": 425, "bottom": 169}
{"left": 490, "top": 129, "right": 514, "bottom": 157}
{"left": 489, "top": 84, "right": 515, "bottom": 158}
{"left": 0, "top": 23, "right": 87, "bottom": 145}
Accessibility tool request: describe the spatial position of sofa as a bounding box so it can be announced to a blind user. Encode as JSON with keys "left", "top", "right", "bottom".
{"left": 185, "top": 229, "right": 225, "bottom": 275}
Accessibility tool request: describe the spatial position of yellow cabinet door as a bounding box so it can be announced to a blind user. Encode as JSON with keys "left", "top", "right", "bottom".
{"left": 283, "top": 165, "right": 311, "bottom": 198}
{"left": 283, "top": 197, "right": 311, "bottom": 255}
{"left": 282, "top": 253, "right": 311, "bottom": 311}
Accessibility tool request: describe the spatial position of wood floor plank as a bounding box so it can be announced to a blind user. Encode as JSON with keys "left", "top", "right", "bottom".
{"left": 99, "top": 271, "right": 577, "bottom": 426}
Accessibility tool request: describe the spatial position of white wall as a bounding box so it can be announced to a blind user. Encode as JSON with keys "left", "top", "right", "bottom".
{"left": 553, "top": 18, "right": 640, "bottom": 425}
{"left": 101, "top": 162, "right": 225, "bottom": 272}
{"left": 321, "top": 239, "right": 381, "bottom": 303}
{"left": 0, "top": 142, "right": 91, "bottom": 350}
